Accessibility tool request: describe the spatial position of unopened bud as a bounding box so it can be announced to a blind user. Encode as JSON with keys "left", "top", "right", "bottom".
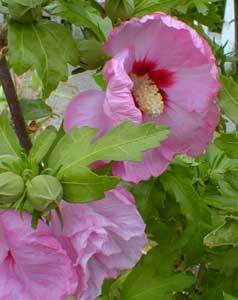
{"left": 105, "top": 0, "right": 135, "bottom": 21}
{"left": 0, "top": 172, "right": 25, "bottom": 204}
{"left": 27, "top": 175, "right": 63, "bottom": 212}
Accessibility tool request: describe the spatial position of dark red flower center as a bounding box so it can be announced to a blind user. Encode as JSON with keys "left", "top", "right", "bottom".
{"left": 131, "top": 60, "right": 174, "bottom": 116}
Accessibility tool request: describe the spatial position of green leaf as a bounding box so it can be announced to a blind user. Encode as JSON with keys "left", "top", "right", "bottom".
{"left": 60, "top": 165, "right": 119, "bottom": 203}
{"left": 0, "top": 111, "right": 22, "bottom": 157}
{"left": 204, "top": 173, "right": 238, "bottom": 214}
{"left": 160, "top": 166, "right": 212, "bottom": 264}
{"left": 12, "top": 0, "right": 44, "bottom": 7}
{"left": 8, "top": 20, "right": 79, "bottom": 98}
{"left": 50, "top": 0, "right": 108, "bottom": 41}
{"left": 131, "top": 178, "right": 162, "bottom": 221}
{"left": 20, "top": 99, "right": 52, "bottom": 120}
{"left": 215, "top": 133, "right": 238, "bottom": 159}
{"left": 47, "top": 121, "right": 169, "bottom": 203}
{"left": 29, "top": 126, "right": 58, "bottom": 163}
{"left": 223, "top": 292, "right": 238, "bottom": 300}
{"left": 93, "top": 72, "right": 107, "bottom": 90}
{"left": 115, "top": 247, "right": 195, "bottom": 300}
{"left": 204, "top": 217, "right": 238, "bottom": 248}
{"left": 208, "top": 247, "right": 238, "bottom": 276}
{"left": 219, "top": 75, "right": 238, "bottom": 125}
{"left": 48, "top": 121, "right": 170, "bottom": 175}
{"left": 198, "top": 270, "right": 238, "bottom": 300}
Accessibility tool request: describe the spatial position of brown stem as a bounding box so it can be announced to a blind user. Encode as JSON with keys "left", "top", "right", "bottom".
{"left": 234, "top": 0, "right": 238, "bottom": 70}
{"left": 0, "top": 29, "right": 32, "bottom": 153}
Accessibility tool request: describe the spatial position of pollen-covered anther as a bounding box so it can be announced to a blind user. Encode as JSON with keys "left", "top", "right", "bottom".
{"left": 131, "top": 73, "right": 164, "bottom": 117}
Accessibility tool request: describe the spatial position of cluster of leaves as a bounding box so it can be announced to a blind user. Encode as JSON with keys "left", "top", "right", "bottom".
{"left": 0, "top": 109, "right": 169, "bottom": 226}
{"left": 1, "top": 0, "right": 238, "bottom": 299}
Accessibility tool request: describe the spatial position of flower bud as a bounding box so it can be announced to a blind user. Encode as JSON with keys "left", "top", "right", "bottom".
{"left": 105, "top": 0, "right": 135, "bottom": 21}
{"left": 78, "top": 39, "right": 109, "bottom": 70}
{"left": 27, "top": 175, "right": 63, "bottom": 212}
{"left": 0, "top": 172, "right": 25, "bottom": 204}
{"left": 8, "top": 0, "right": 42, "bottom": 24}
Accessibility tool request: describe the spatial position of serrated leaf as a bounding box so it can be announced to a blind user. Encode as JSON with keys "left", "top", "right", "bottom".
{"left": 46, "top": 122, "right": 169, "bottom": 203}
{"left": 8, "top": 20, "right": 79, "bottom": 98}
{"left": 160, "top": 166, "right": 212, "bottom": 264}
{"left": 48, "top": 121, "right": 170, "bottom": 176}
{"left": 116, "top": 247, "right": 195, "bottom": 300}
{"left": 0, "top": 111, "right": 22, "bottom": 157}
{"left": 20, "top": 99, "right": 52, "bottom": 120}
{"left": 215, "top": 133, "right": 238, "bottom": 159}
{"left": 204, "top": 217, "right": 238, "bottom": 248}
{"left": 219, "top": 75, "right": 238, "bottom": 125}
{"left": 60, "top": 165, "right": 119, "bottom": 203}
{"left": 29, "top": 126, "right": 58, "bottom": 163}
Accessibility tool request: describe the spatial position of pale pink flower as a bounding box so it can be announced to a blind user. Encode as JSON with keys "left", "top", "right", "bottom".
{"left": 51, "top": 186, "right": 147, "bottom": 300}
{"left": 64, "top": 13, "right": 220, "bottom": 183}
{"left": 0, "top": 210, "right": 77, "bottom": 300}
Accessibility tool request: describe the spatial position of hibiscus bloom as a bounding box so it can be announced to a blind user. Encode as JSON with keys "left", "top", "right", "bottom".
{"left": 0, "top": 210, "right": 77, "bottom": 300}
{"left": 64, "top": 12, "right": 220, "bottom": 183}
{"left": 51, "top": 186, "right": 147, "bottom": 300}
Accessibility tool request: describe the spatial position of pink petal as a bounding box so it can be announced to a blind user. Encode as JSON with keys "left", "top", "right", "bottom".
{"left": 113, "top": 102, "right": 220, "bottom": 183}
{"left": 0, "top": 210, "right": 77, "bottom": 300}
{"left": 103, "top": 49, "right": 142, "bottom": 125}
{"left": 64, "top": 90, "right": 113, "bottom": 136}
{"left": 51, "top": 186, "right": 147, "bottom": 300}
{"left": 104, "top": 13, "right": 220, "bottom": 112}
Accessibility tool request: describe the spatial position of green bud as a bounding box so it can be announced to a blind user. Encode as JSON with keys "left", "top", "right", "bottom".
{"left": 8, "top": 0, "right": 42, "bottom": 24}
{"left": 0, "top": 172, "right": 25, "bottom": 204}
{"left": 27, "top": 175, "right": 63, "bottom": 212}
{"left": 78, "top": 39, "right": 109, "bottom": 70}
{"left": 105, "top": 0, "right": 135, "bottom": 21}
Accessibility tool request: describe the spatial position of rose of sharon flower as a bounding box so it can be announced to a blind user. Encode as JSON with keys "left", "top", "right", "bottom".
{"left": 64, "top": 12, "right": 220, "bottom": 183}
{"left": 0, "top": 210, "right": 77, "bottom": 300}
{"left": 51, "top": 186, "right": 147, "bottom": 300}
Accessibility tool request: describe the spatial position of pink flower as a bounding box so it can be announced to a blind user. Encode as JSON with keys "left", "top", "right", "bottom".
{"left": 64, "top": 12, "right": 220, "bottom": 183}
{"left": 0, "top": 210, "right": 77, "bottom": 300}
{"left": 51, "top": 186, "right": 147, "bottom": 300}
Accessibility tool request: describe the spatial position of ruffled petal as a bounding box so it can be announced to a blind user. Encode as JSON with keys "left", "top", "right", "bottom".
{"left": 0, "top": 210, "right": 77, "bottom": 300}
{"left": 51, "top": 186, "right": 147, "bottom": 300}
{"left": 104, "top": 13, "right": 220, "bottom": 112}
{"left": 64, "top": 90, "right": 113, "bottom": 136}
{"left": 103, "top": 49, "right": 142, "bottom": 125}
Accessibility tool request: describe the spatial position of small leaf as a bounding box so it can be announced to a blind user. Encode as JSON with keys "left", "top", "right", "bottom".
{"left": 20, "top": 99, "right": 52, "bottom": 121}
{"left": 29, "top": 126, "right": 58, "bottom": 163}
{"left": 0, "top": 111, "right": 22, "bottom": 157}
